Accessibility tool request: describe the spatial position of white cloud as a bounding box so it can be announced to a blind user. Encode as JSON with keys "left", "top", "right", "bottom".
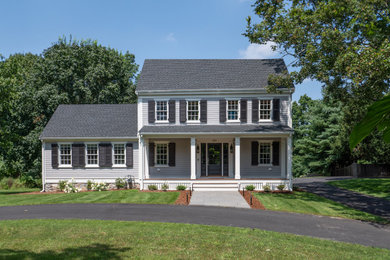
{"left": 165, "top": 32, "right": 176, "bottom": 42}
{"left": 239, "top": 42, "right": 279, "bottom": 59}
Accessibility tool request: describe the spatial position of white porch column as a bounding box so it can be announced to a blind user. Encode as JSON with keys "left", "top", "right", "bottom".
{"left": 234, "top": 137, "right": 241, "bottom": 180}
{"left": 139, "top": 137, "right": 145, "bottom": 190}
{"left": 191, "top": 137, "right": 196, "bottom": 179}
{"left": 144, "top": 139, "right": 150, "bottom": 179}
{"left": 287, "top": 134, "right": 293, "bottom": 190}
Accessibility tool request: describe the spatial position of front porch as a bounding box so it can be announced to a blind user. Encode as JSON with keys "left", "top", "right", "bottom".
{"left": 139, "top": 135, "right": 292, "bottom": 191}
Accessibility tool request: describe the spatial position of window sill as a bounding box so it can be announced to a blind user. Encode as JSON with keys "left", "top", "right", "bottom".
{"left": 227, "top": 120, "right": 240, "bottom": 123}
{"left": 154, "top": 165, "right": 169, "bottom": 168}
{"left": 85, "top": 165, "right": 99, "bottom": 168}
{"left": 112, "top": 165, "right": 127, "bottom": 168}
{"left": 258, "top": 164, "right": 273, "bottom": 167}
{"left": 58, "top": 165, "right": 72, "bottom": 168}
{"left": 259, "top": 120, "right": 273, "bottom": 123}
{"left": 155, "top": 120, "right": 169, "bottom": 124}
{"left": 187, "top": 120, "right": 201, "bottom": 124}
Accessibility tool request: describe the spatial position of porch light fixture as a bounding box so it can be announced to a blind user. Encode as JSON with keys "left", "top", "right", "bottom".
{"left": 196, "top": 145, "right": 200, "bottom": 153}
{"left": 230, "top": 144, "right": 234, "bottom": 153}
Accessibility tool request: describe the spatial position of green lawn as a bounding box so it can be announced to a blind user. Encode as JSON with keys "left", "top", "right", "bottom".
{"left": 328, "top": 178, "right": 390, "bottom": 200}
{"left": 0, "top": 219, "right": 388, "bottom": 259}
{"left": 254, "top": 191, "right": 387, "bottom": 223}
{"left": 0, "top": 188, "right": 40, "bottom": 195}
{"left": 0, "top": 189, "right": 179, "bottom": 206}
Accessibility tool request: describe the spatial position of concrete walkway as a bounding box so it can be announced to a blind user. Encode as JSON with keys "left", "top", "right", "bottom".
{"left": 294, "top": 177, "right": 390, "bottom": 220}
{"left": 189, "top": 191, "right": 250, "bottom": 208}
{"left": 1, "top": 203, "right": 389, "bottom": 249}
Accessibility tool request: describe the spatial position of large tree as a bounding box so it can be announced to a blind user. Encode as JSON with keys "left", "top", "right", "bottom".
{"left": 0, "top": 38, "right": 138, "bottom": 186}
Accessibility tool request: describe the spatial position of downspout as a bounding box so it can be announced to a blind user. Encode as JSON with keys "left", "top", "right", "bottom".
{"left": 40, "top": 140, "right": 46, "bottom": 192}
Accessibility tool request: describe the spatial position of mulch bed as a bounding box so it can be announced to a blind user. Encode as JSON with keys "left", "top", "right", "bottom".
{"left": 175, "top": 190, "right": 192, "bottom": 205}
{"left": 239, "top": 191, "right": 266, "bottom": 210}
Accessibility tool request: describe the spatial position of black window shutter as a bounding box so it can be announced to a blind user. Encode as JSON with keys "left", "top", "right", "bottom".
{"left": 252, "top": 99, "right": 259, "bottom": 123}
{"left": 251, "top": 141, "right": 259, "bottom": 165}
{"left": 72, "top": 144, "right": 79, "bottom": 167}
{"left": 179, "top": 100, "right": 186, "bottom": 123}
{"left": 148, "top": 100, "right": 155, "bottom": 123}
{"left": 149, "top": 142, "right": 155, "bottom": 166}
{"left": 168, "top": 143, "right": 176, "bottom": 166}
{"left": 76, "top": 143, "right": 85, "bottom": 167}
{"left": 51, "top": 143, "right": 58, "bottom": 168}
{"left": 273, "top": 99, "right": 280, "bottom": 121}
{"left": 200, "top": 100, "right": 207, "bottom": 123}
{"left": 169, "top": 100, "right": 176, "bottom": 123}
{"left": 240, "top": 99, "right": 247, "bottom": 123}
{"left": 126, "top": 143, "right": 133, "bottom": 167}
{"left": 99, "top": 143, "right": 112, "bottom": 167}
{"left": 219, "top": 99, "right": 226, "bottom": 123}
{"left": 272, "top": 141, "right": 280, "bottom": 166}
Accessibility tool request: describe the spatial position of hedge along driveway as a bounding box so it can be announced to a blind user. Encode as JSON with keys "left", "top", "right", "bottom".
{"left": 0, "top": 190, "right": 180, "bottom": 206}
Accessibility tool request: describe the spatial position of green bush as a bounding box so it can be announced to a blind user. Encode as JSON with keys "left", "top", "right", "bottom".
{"left": 263, "top": 185, "right": 271, "bottom": 192}
{"left": 58, "top": 180, "right": 67, "bottom": 191}
{"left": 277, "top": 184, "right": 285, "bottom": 191}
{"left": 161, "top": 183, "right": 169, "bottom": 191}
{"left": 176, "top": 185, "right": 187, "bottom": 191}
{"left": 115, "top": 178, "right": 126, "bottom": 189}
{"left": 245, "top": 185, "right": 255, "bottom": 191}
{"left": 91, "top": 182, "right": 109, "bottom": 191}
{"left": 87, "top": 180, "right": 93, "bottom": 191}
{"left": 148, "top": 185, "right": 158, "bottom": 191}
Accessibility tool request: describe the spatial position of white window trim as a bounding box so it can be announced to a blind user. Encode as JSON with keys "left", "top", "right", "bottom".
{"left": 258, "top": 141, "right": 273, "bottom": 166}
{"left": 58, "top": 143, "right": 72, "bottom": 168}
{"left": 226, "top": 99, "right": 240, "bottom": 122}
{"left": 186, "top": 100, "right": 200, "bottom": 123}
{"left": 259, "top": 99, "right": 273, "bottom": 122}
{"left": 154, "top": 141, "right": 169, "bottom": 167}
{"left": 85, "top": 142, "right": 99, "bottom": 168}
{"left": 155, "top": 99, "right": 169, "bottom": 123}
{"left": 112, "top": 142, "right": 126, "bottom": 168}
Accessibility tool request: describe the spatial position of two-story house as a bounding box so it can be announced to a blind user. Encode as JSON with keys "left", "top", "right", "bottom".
{"left": 40, "top": 59, "right": 293, "bottom": 191}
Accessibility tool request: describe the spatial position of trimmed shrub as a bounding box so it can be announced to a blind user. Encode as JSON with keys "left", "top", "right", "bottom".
{"left": 92, "top": 182, "right": 109, "bottom": 191}
{"left": 115, "top": 178, "right": 126, "bottom": 189}
{"left": 148, "top": 184, "right": 158, "bottom": 191}
{"left": 161, "top": 183, "right": 169, "bottom": 191}
{"left": 87, "top": 180, "right": 93, "bottom": 191}
{"left": 58, "top": 180, "right": 67, "bottom": 191}
{"left": 245, "top": 185, "right": 255, "bottom": 191}
{"left": 263, "top": 185, "right": 271, "bottom": 192}
{"left": 176, "top": 185, "right": 187, "bottom": 191}
{"left": 64, "top": 179, "right": 80, "bottom": 193}
{"left": 277, "top": 184, "right": 285, "bottom": 191}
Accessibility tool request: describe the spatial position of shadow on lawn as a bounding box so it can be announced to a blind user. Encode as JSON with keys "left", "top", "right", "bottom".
{"left": 0, "top": 243, "right": 131, "bottom": 260}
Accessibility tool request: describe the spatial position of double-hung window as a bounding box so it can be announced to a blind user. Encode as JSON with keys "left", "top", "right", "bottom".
{"left": 259, "top": 99, "right": 272, "bottom": 121}
{"left": 113, "top": 143, "right": 125, "bottom": 166}
{"left": 227, "top": 100, "right": 239, "bottom": 121}
{"left": 156, "top": 101, "right": 168, "bottom": 121}
{"left": 155, "top": 143, "right": 168, "bottom": 166}
{"left": 259, "top": 142, "right": 272, "bottom": 165}
{"left": 86, "top": 144, "right": 98, "bottom": 166}
{"left": 59, "top": 144, "right": 72, "bottom": 166}
{"left": 187, "top": 101, "right": 199, "bottom": 121}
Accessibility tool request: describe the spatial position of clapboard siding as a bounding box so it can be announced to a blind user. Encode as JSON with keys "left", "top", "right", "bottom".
{"left": 44, "top": 142, "right": 139, "bottom": 180}
{"left": 141, "top": 95, "right": 290, "bottom": 127}
{"left": 149, "top": 138, "right": 191, "bottom": 178}
{"left": 240, "top": 138, "right": 285, "bottom": 178}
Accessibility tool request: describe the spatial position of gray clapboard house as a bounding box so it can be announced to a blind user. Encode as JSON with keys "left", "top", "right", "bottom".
{"left": 40, "top": 59, "right": 294, "bottom": 191}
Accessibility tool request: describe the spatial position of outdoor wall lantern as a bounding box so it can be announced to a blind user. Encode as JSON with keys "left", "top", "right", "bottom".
{"left": 196, "top": 145, "right": 200, "bottom": 153}
{"left": 230, "top": 144, "right": 234, "bottom": 153}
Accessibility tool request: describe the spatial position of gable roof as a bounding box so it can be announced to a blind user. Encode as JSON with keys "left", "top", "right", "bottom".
{"left": 40, "top": 104, "right": 138, "bottom": 139}
{"left": 137, "top": 59, "right": 288, "bottom": 92}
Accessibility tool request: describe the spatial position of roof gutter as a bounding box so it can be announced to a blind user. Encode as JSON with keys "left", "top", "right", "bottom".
{"left": 136, "top": 88, "right": 294, "bottom": 96}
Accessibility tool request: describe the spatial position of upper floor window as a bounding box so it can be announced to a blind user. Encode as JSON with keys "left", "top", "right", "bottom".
{"left": 259, "top": 142, "right": 272, "bottom": 165}
{"left": 187, "top": 101, "right": 199, "bottom": 121}
{"left": 59, "top": 144, "right": 72, "bottom": 166}
{"left": 155, "top": 143, "right": 168, "bottom": 166}
{"left": 227, "top": 100, "right": 239, "bottom": 121}
{"left": 156, "top": 101, "right": 168, "bottom": 121}
{"left": 259, "top": 99, "right": 272, "bottom": 121}
{"left": 113, "top": 143, "right": 125, "bottom": 166}
{"left": 86, "top": 144, "right": 98, "bottom": 166}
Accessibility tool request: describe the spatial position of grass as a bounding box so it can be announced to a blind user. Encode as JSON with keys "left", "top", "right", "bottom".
{"left": 328, "top": 178, "right": 390, "bottom": 200}
{"left": 254, "top": 191, "right": 387, "bottom": 223}
{"left": 0, "top": 188, "right": 40, "bottom": 195}
{"left": 0, "top": 219, "right": 388, "bottom": 259}
{"left": 0, "top": 189, "right": 179, "bottom": 206}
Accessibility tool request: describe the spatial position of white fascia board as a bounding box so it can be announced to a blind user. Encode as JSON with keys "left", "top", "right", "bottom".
{"left": 136, "top": 88, "right": 294, "bottom": 96}
{"left": 140, "top": 132, "right": 291, "bottom": 138}
{"left": 40, "top": 137, "right": 139, "bottom": 141}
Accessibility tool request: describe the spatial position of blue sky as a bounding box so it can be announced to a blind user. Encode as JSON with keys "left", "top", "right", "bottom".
{"left": 0, "top": 0, "right": 322, "bottom": 101}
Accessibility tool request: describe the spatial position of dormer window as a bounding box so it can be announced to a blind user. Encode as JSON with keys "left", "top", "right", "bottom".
{"left": 156, "top": 101, "right": 168, "bottom": 121}
{"left": 227, "top": 100, "right": 239, "bottom": 121}
{"left": 187, "top": 101, "right": 200, "bottom": 121}
{"left": 259, "top": 99, "right": 272, "bottom": 121}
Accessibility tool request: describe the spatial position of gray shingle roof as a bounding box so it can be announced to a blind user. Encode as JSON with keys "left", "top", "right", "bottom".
{"left": 139, "top": 125, "right": 293, "bottom": 134}
{"left": 137, "top": 59, "right": 288, "bottom": 92}
{"left": 40, "top": 104, "right": 138, "bottom": 139}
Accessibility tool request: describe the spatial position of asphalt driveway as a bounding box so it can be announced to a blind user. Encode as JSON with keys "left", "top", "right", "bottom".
{"left": 0, "top": 203, "right": 389, "bottom": 249}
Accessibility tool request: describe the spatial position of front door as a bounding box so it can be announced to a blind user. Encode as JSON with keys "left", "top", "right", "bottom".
{"left": 207, "top": 143, "right": 221, "bottom": 176}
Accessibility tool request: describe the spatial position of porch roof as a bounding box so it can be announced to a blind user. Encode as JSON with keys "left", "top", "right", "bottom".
{"left": 139, "top": 124, "right": 293, "bottom": 135}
